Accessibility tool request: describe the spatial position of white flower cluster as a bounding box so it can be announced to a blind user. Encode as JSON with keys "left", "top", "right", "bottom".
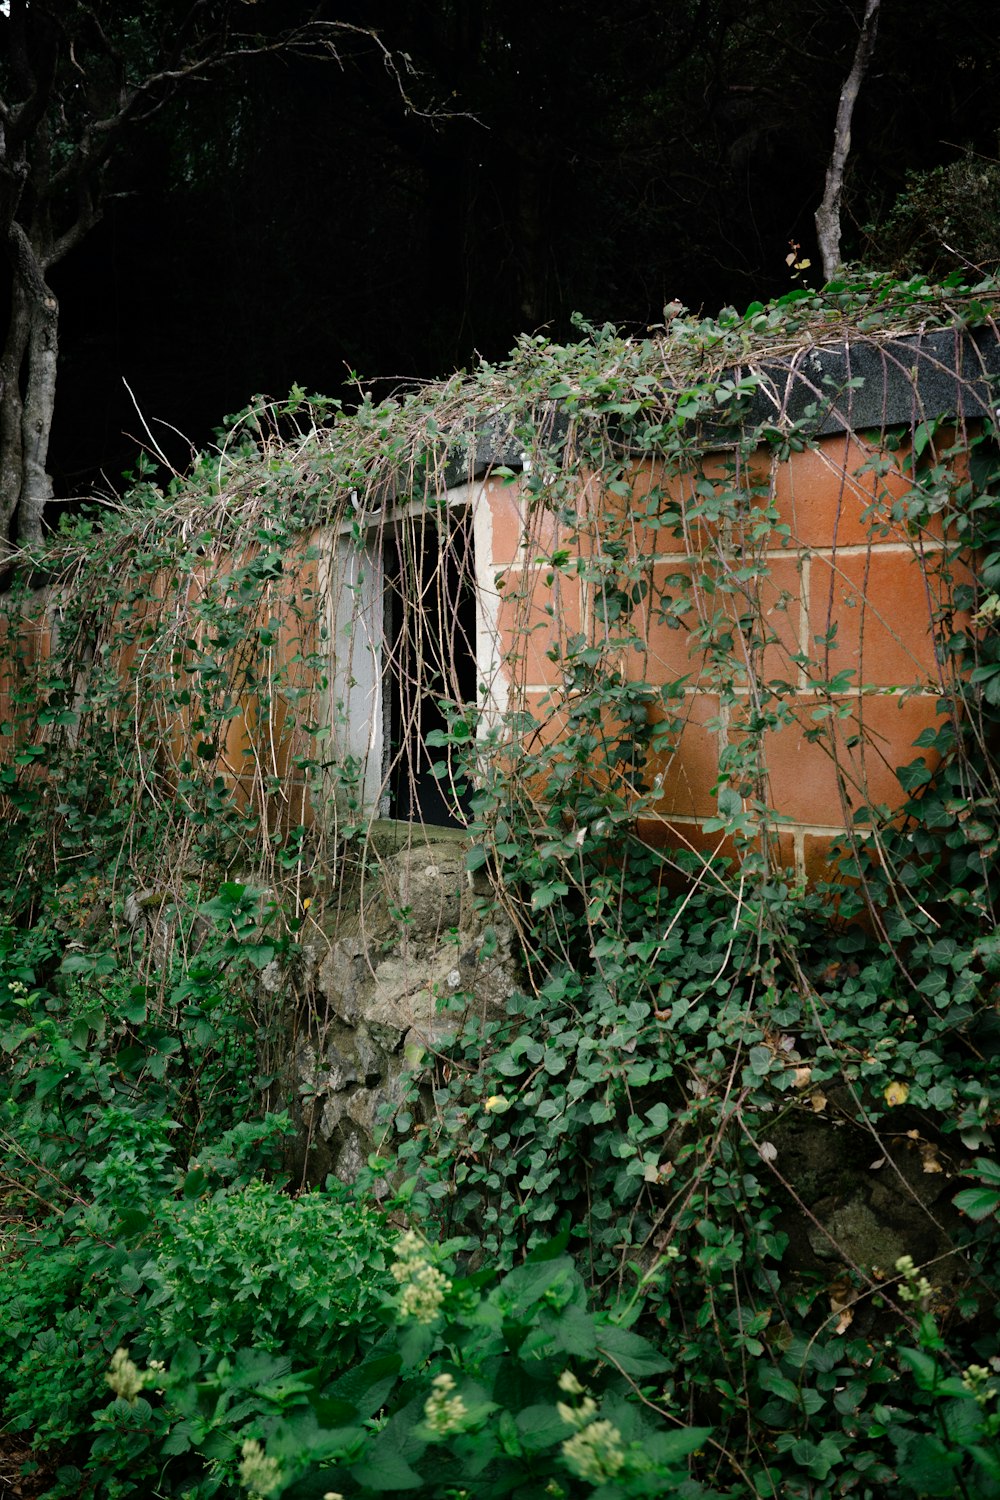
{"left": 556, "top": 1368, "right": 627, "bottom": 1484}
{"left": 895, "top": 1254, "right": 934, "bottom": 1306}
{"left": 392, "top": 1230, "right": 452, "bottom": 1324}
{"left": 105, "top": 1347, "right": 146, "bottom": 1404}
{"left": 238, "top": 1438, "right": 284, "bottom": 1500}
{"left": 556, "top": 1395, "right": 598, "bottom": 1429}
{"left": 562, "top": 1419, "right": 627, "bottom": 1483}
{"left": 423, "top": 1371, "right": 469, "bottom": 1435}
{"left": 962, "top": 1363, "right": 1000, "bottom": 1409}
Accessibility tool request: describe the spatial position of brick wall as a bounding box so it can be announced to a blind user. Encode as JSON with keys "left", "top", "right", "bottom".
{"left": 481, "top": 429, "right": 969, "bottom": 879}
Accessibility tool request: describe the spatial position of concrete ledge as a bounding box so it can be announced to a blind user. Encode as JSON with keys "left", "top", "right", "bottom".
{"left": 437, "top": 326, "right": 1000, "bottom": 485}
{"left": 747, "top": 326, "right": 1000, "bottom": 436}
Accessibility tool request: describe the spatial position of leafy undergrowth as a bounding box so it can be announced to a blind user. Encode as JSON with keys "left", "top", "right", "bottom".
{"left": 4, "top": 826, "right": 1000, "bottom": 1498}
{"left": 2, "top": 273, "right": 1000, "bottom": 1495}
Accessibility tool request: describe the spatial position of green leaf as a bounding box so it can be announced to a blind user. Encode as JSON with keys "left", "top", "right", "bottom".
{"left": 758, "top": 1367, "right": 801, "bottom": 1405}
{"left": 524, "top": 1227, "right": 571, "bottom": 1261}
{"left": 954, "top": 1187, "right": 1000, "bottom": 1222}
{"left": 525, "top": 1301, "right": 597, "bottom": 1359}
{"left": 717, "top": 784, "right": 743, "bottom": 818}
{"left": 790, "top": 1436, "right": 841, "bottom": 1480}
{"left": 896, "top": 1433, "right": 962, "bottom": 1496}
{"left": 645, "top": 1426, "right": 714, "bottom": 1465}
{"left": 497, "top": 1255, "right": 579, "bottom": 1315}
{"left": 596, "top": 1322, "right": 669, "bottom": 1377}
{"left": 897, "top": 1346, "right": 941, "bottom": 1389}
{"left": 122, "top": 990, "right": 148, "bottom": 1024}
{"left": 350, "top": 1447, "right": 424, "bottom": 1491}
{"left": 330, "top": 1353, "right": 401, "bottom": 1411}
{"left": 350, "top": 1411, "right": 426, "bottom": 1491}
{"left": 116, "top": 1207, "right": 152, "bottom": 1237}
{"left": 531, "top": 881, "right": 569, "bottom": 911}
{"left": 244, "top": 943, "right": 276, "bottom": 970}
{"left": 515, "top": 1403, "right": 572, "bottom": 1451}
{"left": 182, "top": 1168, "right": 208, "bottom": 1199}
{"left": 966, "top": 1158, "right": 1000, "bottom": 1186}
{"left": 748, "top": 1045, "right": 774, "bottom": 1077}
{"left": 169, "top": 1341, "right": 202, "bottom": 1381}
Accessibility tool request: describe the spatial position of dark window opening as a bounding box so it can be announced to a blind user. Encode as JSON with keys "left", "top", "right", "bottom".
{"left": 384, "top": 509, "right": 478, "bottom": 826}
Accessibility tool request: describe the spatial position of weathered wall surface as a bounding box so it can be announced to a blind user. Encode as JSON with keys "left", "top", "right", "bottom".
{"left": 275, "top": 827, "right": 519, "bottom": 1186}
{"left": 1, "top": 327, "right": 992, "bottom": 881}
{"left": 481, "top": 429, "right": 967, "bottom": 880}
{"left": 0, "top": 436, "right": 970, "bottom": 881}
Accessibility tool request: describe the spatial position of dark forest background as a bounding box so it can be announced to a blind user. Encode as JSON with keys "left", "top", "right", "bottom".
{"left": 10, "top": 0, "right": 1000, "bottom": 500}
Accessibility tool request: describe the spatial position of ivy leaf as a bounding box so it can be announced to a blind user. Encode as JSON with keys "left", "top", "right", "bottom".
{"left": 749, "top": 1045, "right": 774, "bottom": 1077}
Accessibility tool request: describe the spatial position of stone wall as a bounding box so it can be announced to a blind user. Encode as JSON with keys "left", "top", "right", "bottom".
{"left": 267, "top": 825, "right": 966, "bottom": 1313}
{"left": 276, "top": 826, "right": 519, "bottom": 1185}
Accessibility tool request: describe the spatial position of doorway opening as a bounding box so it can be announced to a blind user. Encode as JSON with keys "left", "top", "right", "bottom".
{"left": 383, "top": 508, "right": 478, "bottom": 826}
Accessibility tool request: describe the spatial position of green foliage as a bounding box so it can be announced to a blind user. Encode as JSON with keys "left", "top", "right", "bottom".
{"left": 121, "top": 1229, "right": 716, "bottom": 1499}
{"left": 386, "top": 808, "right": 1000, "bottom": 1493}
{"left": 146, "top": 1178, "right": 390, "bottom": 1367}
{"left": 866, "top": 153, "right": 1000, "bottom": 279}
{"left": 888, "top": 1256, "right": 1000, "bottom": 1498}
{"left": 0, "top": 893, "right": 394, "bottom": 1497}
{"left": 3, "top": 273, "right": 1000, "bottom": 1497}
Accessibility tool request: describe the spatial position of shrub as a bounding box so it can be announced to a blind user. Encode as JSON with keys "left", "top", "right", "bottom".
{"left": 146, "top": 1177, "right": 391, "bottom": 1368}
{"left": 116, "top": 1229, "right": 717, "bottom": 1499}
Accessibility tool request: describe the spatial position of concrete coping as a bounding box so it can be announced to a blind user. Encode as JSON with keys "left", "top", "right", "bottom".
{"left": 436, "top": 324, "right": 1000, "bottom": 486}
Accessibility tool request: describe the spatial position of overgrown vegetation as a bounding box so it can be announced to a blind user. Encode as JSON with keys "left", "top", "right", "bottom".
{"left": 865, "top": 150, "right": 1000, "bottom": 279}
{"left": 3, "top": 270, "right": 1000, "bottom": 1496}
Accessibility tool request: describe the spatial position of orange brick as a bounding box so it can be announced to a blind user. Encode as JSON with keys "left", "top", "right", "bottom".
{"left": 716, "top": 553, "right": 804, "bottom": 688}
{"left": 620, "top": 461, "right": 692, "bottom": 557}
{"left": 634, "top": 555, "right": 804, "bottom": 691}
{"left": 485, "top": 478, "right": 528, "bottom": 566}
{"left": 635, "top": 815, "right": 796, "bottom": 876}
{"left": 616, "top": 458, "right": 744, "bottom": 557}
{"left": 772, "top": 432, "right": 918, "bottom": 549}
{"left": 759, "top": 692, "right": 945, "bottom": 825}
{"left": 683, "top": 462, "right": 761, "bottom": 555}
{"left": 807, "top": 549, "right": 942, "bottom": 688}
{"left": 769, "top": 827, "right": 799, "bottom": 875}
{"left": 803, "top": 831, "right": 857, "bottom": 886}
{"left": 630, "top": 561, "right": 705, "bottom": 684}
{"left": 649, "top": 693, "right": 723, "bottom": 820}
{"left": 636, "top": 815, "right": 738, "bottom": 868}
{"left": 495, "top": 567, "right": 584, "bottom": 687}
{"left": 489, "top": 470, "right": 616, "bottom": 567}
{"left": 758, "top": 715, "right": 847, "bottom": 824}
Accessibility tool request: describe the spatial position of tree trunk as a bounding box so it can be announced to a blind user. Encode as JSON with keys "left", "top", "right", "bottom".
{"left": 0, "top": 279, "right": 30, "bottom": 562}
{"left": 815, "top": 0, "right": 881, "bottom": 283}
{"left": 18, "top": 289, "right": 58, "bottom": 548}
{"left": 1, "top": 227, "right": 59, "bottom": 553}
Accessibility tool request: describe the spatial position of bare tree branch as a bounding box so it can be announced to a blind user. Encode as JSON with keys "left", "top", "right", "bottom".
{"left": 815, "top": 0, "right": 881, "bottom": 283}
{"left": 0, "top": 3, "right": 449, "bottom": 551}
